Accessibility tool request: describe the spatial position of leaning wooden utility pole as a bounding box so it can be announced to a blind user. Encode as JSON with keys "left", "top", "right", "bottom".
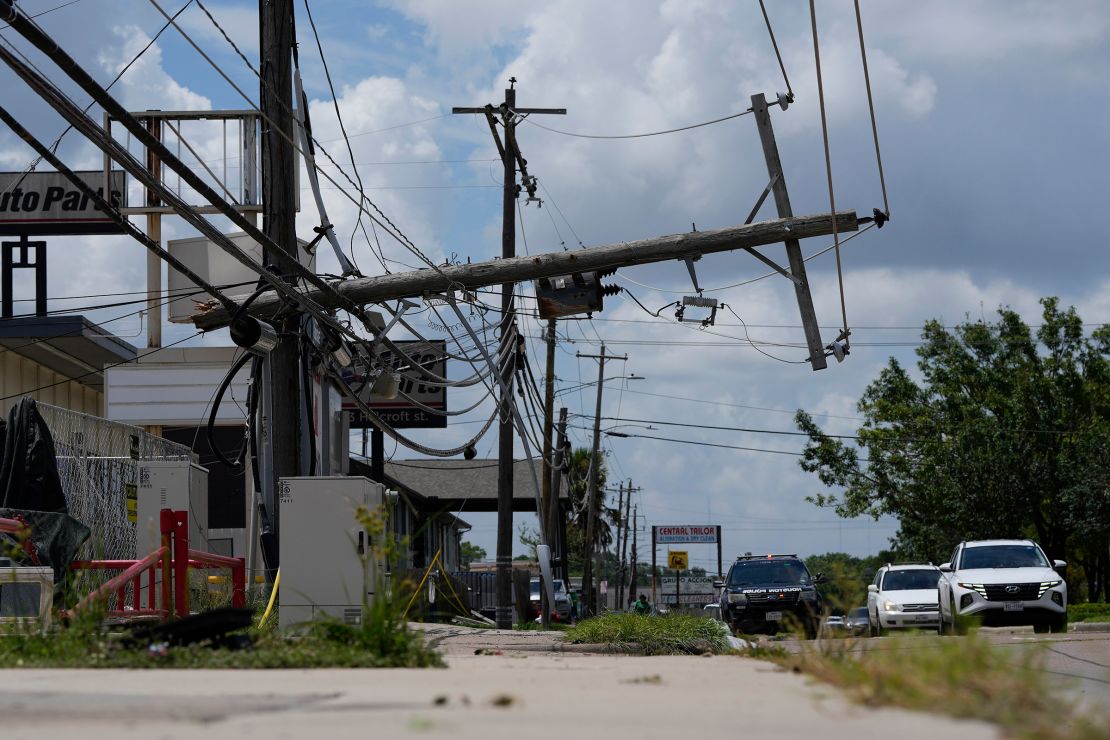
{"left": 453, "top": 82, "right": 566, "bottom": 630}
{"left": 751, "top": 93, "right": 827, "bottom": 371}
{"left": 259, "top": 0, "right": 302, "bottom": 558}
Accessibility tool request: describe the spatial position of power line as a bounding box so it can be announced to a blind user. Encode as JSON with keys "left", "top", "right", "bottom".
{"left": 606, "top": 430, "right": 804, "bottom": 457}
{"left": 522, "top": 108, "right": 753, "bottom": 140}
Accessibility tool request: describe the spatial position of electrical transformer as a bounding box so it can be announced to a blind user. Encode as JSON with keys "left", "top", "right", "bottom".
{"left": 278, "top": 476, "right": 386, "bottom": 629}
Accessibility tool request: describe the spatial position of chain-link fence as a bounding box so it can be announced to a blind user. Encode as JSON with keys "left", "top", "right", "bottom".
{"left": 38, "top": 403, "right": 195, "bottom": 561}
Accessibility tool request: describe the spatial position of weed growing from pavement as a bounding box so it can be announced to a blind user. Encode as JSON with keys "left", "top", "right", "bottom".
{"left": 756, "top": 631, "right": 1108, "bottom": 740}
{"left": 563, "top": 612, "right": 730, "bottom": 655}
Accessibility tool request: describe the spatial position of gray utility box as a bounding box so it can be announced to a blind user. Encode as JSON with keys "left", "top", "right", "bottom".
{"left": 136, "top": 460, "right": 209, "bottom": 557}
{"left": 278, "top": 476, "right": 385, "bottom": 629}
{"left": 136, "top": 460, "right": 209, "bottom": 606}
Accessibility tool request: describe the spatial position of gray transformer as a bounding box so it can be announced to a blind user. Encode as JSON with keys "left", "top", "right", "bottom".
{"left": 278, "top": 476, "right": 386, "bottom": 629}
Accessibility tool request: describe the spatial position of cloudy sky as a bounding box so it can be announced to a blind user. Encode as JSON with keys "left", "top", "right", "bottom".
{"left": 3, "top": 0, "right": 1109, "bottom": 569}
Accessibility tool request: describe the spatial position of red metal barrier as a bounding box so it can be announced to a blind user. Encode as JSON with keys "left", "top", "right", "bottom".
{"left": 67, "top": 508, "right": 247, "bottom": 621}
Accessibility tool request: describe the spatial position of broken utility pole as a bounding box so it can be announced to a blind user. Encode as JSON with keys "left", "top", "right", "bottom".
{"left": 193, "top": 212, "right": 859, "bottom": 330}
{"left": 452, "top": 81, "right": 566, "bottom": 630}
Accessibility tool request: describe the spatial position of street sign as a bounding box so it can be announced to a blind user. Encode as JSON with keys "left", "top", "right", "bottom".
{"left": 656, "top": 525, "right": 718, "bottom": 544}
{"left": 0, "top": 170, "right": 126, "bottom": 235}
{"left": 667, "top": 551, "right": 688, "bottom": 570}
{"left": 345, "top": 340, "right": 448, "bottom": 429}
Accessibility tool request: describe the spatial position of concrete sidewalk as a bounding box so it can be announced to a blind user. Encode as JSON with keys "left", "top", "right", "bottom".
{"left": 0, "top": 650, "right": 999, "bottom": 740}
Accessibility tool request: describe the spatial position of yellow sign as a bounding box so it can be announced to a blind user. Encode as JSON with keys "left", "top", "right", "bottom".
{"left": 125, "top": 483, "right": 138, "bottom": 523}
{"left": 667, "top": 550, "right": 689, "bottom": 570}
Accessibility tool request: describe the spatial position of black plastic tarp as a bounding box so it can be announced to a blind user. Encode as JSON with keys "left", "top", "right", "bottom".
{"left": 0, "top": 397, "right": 68, "bottom": 513}
{"left": 0, "top": 508, "right": 90, "bottom": 585}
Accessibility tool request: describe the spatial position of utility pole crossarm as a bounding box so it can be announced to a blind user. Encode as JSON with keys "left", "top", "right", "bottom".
{"left": 193, "top": 211, "right": 859, "bottom": 330}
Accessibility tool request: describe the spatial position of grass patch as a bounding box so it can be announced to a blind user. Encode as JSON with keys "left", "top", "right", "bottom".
{"left": 0, "top": 608, "right": 443, "bottom": 669}
{"left": 1069, "top": 602, "right": 1110, "bottom": 623}
{"left": 563, "top": 613, "right": 730, "bottom": 655}
{"left": 754, "top": 632, "right": 1107, "bottom": 740}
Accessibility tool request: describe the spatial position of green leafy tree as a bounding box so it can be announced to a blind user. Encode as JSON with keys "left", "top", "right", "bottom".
{"left": 796, "top": 299, "right": 1110, "bottom": 600}
{"left": 459, "top": 541, "right": 487, "bottom": 570}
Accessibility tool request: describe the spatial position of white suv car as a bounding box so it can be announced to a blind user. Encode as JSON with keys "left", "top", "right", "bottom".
{"left": 938, "top": 539, "right": 1067, "bottom": 634}
{"left": 867, "top": 563, "right": 940, "bottom": 636}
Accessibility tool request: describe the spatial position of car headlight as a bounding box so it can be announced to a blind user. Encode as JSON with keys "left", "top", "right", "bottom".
{"left": 800, "top": 590, "right": 817, "bottom": 602}
{"left": 882, "top": 599, "right": 899, "bottom": 612}
{"left": 958, "top": 583, "right": 987, "bottom": 597}
{"left": 1038, "top": 581, "right": 1061, "bottom": 598}
{"left": 727, "top": 592, "right": 747, "bottom": 604}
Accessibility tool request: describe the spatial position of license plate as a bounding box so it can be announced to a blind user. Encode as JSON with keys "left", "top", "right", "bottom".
{"left": 1003, "top": 601, "right": 1024, "bottom": 612}
{"left": 765, "top": 611, "right": 782, "bottom": 621}
{"left": 913, "top": 615, "right": 932, "bottom": 622}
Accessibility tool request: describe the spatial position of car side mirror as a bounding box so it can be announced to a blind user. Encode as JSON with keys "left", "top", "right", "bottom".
{"left": 938, "top": 563, "right": 952, "bottom": 573}
{"left": 813, "top": 573, "right": 828, "bottom": 584}
{"left": 712, "top": 580, "right": 724, "bottom": 589}
{"left": 867, "top": 584, "right": 878, "bottom": 593}
{"left": 1053, "top": 560, "right": 1067, "bottom": 570}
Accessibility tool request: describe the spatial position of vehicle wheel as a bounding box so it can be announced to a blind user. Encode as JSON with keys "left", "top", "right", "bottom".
{"left": 868, "top": 619, "right": 878, "bottom": 638}
{"left": 1049, "top": 613, "right": 1068, "bottom": 634}
{"left": 1033, "top": 621, "right": 1050, "bottom": 634}
{"left": 952, "top": 597, "right": 969, "bottom": 636}
{"left": 875, "top": 620, "right": 883, "bottom": 638}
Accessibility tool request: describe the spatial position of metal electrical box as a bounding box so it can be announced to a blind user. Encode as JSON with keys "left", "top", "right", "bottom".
{"left": 278, "top": 476, "right": 386, "bottom": 629}
{"left": 136, "top": 460, "right": 210, "bottom": 557}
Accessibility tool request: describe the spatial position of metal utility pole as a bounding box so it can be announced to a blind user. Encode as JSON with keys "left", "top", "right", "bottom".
{"left": 578, "top": 345, "right": 626, "bottom": 616}
{"left": 453, "top": 82, "right": 565, "bottom": 630}
{"left": 144, "top": 116, "right": 162, "bottom": 352}
{"left": 260, "top": 0, "right": 301, "bottom": 555}
{"left": 751, "top": 92, "right": 827, "bottom": 371}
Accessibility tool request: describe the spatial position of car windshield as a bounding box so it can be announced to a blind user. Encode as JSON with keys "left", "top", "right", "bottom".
{"left": 960, "top": 545, "right": 1049, "bottom": 570}
{"left": 882, "top": 569, "right": 940, "bottom": 590}
{"left": 850, "top": 607, "right": 868, "bottom": 619}
{"left": 728, "top": 560, "right": 811, "bottom": 586}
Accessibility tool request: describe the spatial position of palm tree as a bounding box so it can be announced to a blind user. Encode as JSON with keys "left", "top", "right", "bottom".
{"left": 564, "top": 447, "right": 621, "bottom": 571}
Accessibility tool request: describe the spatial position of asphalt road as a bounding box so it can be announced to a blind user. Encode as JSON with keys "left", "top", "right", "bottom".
{"left": 776, "top": 627, "right": 1110, "bottom": 713}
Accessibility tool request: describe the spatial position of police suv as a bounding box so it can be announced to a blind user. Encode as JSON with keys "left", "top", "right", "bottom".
{"left": 715, "top": 554, "right": 826, "bottom": 638}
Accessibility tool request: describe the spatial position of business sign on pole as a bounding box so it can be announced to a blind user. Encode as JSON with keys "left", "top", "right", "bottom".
{"left": 667, "top": 551, "right": 689, "bottom": 570}
{"left": 655, "top": 525, "right": 719, "bottom": 544}
{"left": 659, "top": 576, "right": 717, "bottom": 606}
{"left": 344, "top": 339, "right": 448, "bottom": 429}
{"left": 0, "top": 170, "right": 127, "bottom": 235}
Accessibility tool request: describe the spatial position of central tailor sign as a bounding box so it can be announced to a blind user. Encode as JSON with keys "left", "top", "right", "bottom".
{"left": 655, "top": 525, "right": 719, "bottom": 544}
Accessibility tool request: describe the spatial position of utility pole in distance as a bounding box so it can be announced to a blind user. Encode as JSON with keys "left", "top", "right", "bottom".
{"left": 550, "top": 406, "right": 569, "bottom": 584}
{"left": 618, "top": 479, "right": 638, "bottom": 609}
{"left": 577, "top": 344, "right": 626, "bottom": 617}
{"left": 627, "top": 505, "right": 638, "bottom": 609}
{"left": 259, "top": 0, "right": 301, "bottom": 564}
{"left": 453, "top": 81, "right": 565, "bottom": 630}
